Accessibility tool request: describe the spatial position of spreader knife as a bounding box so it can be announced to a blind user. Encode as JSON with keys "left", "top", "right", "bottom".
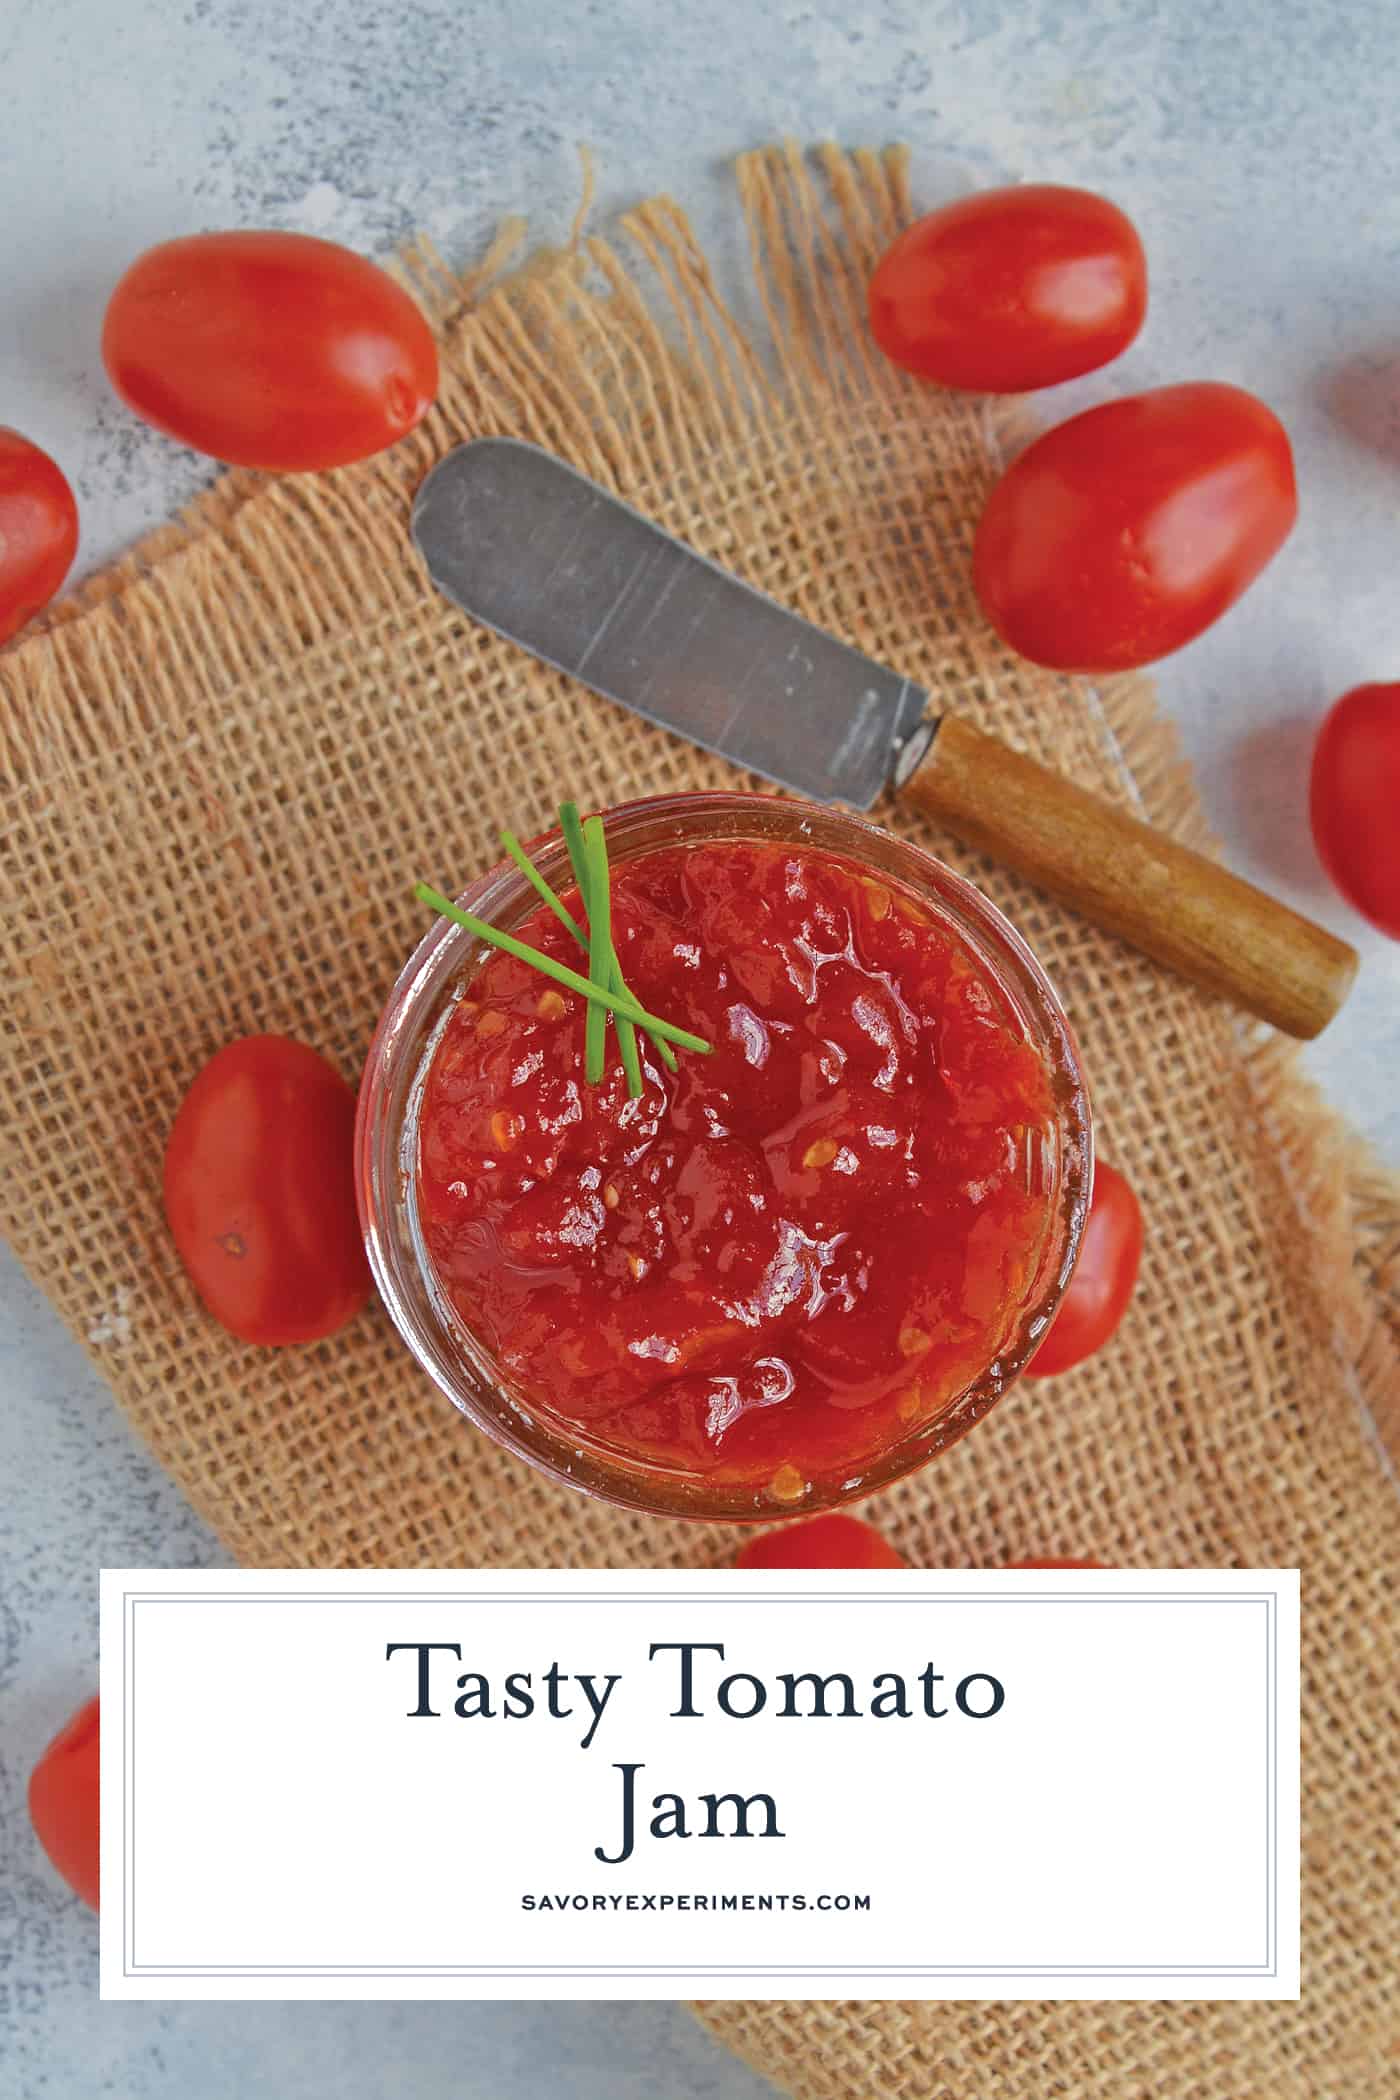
{"left": 412, "top": 437, "right": 1357, "bottom": 1039}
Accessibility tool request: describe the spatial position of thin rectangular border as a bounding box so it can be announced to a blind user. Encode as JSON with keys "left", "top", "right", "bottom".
{"left": 120, "top": 1585, "right": 1282, "bottom": 1982}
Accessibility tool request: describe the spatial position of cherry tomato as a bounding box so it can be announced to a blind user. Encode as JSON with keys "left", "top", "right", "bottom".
{"left": 1309, "top": 683, "right": 1400, "bottom": 938}
{"left": 29, "top": 1696, "right": 100, "bottom": 1909}
{"left": 164, "top": 1034, "right": 370, "bottom": 1345}
{"left": 973, "top": 383, "right": 1297, "bottom": 671}
{"left": 1007, "top": 1559, "right": 1102, "bottom": 1569}
{"left": 102, "top": 232, "right": 438, "bottom": 471}
{"left": 869, "top": 184, "right": 1146, "bottom": 392}
{"left": 0, "top": 429, "right": 78, "bottom": 644}
{"left": 1026, "top": 1160, "right": 1143, "bottom": 1376}
{"left": 736, "top": 1513, "right": 905, "bottom": 1569}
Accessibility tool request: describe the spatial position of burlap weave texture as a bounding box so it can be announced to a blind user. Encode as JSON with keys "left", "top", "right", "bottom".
{"left": 1, "top": 145, "right": 1396, "bottom": 2096}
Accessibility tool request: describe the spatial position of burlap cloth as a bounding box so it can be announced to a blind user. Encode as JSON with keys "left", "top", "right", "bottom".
{"left": 2, "top": 144, "right": 1397, "bottom": 2094}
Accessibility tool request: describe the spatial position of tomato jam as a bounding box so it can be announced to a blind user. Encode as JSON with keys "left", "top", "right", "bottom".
{"left": 413, "top": 829, "right": 1080, "bottom": 1509}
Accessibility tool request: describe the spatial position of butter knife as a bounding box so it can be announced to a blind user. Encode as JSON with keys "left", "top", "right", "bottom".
{"left": 412, "top": 437, "right": 1357, "bottom": 1039}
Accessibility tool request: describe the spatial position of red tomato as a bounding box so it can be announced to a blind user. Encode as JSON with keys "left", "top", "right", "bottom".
{"left": 1309, "top": 683, "right": 1400, "bottom": 938}
{"left": 102, "top": 232, "right": 438, "bottom": 471}
{"left": 164, "top": 1035, "right": 370, "bottom": 1344}
{"left": 1007, "top": 1559, "right": 1102, "bottom": 1569}
{"left": 0, "top": 429, "right": 78, "bottom": 643}
{"left": 737, "top": 1513, "right": 905, "bottom": 1569}
{"left": 973, "top": 383, "right": 1297, "bottom": 671}
{"left": 29, "top": 1696, "right": 101, "bottom": 1909}
{"left": 1026, "top": 1160, "right": 1143, "bottom": 1376}
{"left": 869, "top": 184, "right": 1146, "bottom": 392}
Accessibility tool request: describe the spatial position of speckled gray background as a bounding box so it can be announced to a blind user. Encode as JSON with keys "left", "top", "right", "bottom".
{"left": 3, "top": 0, "right": 1398, "bottom": 2093}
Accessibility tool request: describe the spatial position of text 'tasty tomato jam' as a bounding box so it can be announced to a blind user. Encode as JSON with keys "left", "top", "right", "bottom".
{"left": 358, "top": 795, "right": 1092, "bottom": 1520}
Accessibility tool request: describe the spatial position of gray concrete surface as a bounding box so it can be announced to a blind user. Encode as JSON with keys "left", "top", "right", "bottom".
{"left": 2, "top": 0, "right": 1398, "bottom": 2094}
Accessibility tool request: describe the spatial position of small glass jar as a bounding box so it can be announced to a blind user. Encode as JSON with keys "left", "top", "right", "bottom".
{"left": 356, "top": 792, "right": 1092, "bottom": 1520}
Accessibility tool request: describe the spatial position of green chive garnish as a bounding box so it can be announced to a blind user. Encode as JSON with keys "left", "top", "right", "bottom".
{"left": 583, "top": 812, "right": 643, "bottom": 1094}
{"left": 499, "top": 828, "right": 588, "bottom": 948}
{"left": 562, "top": 802, "right": 675, "bottom": 1085}
{"left": 413, "top": 882, "right": 712, "bottom": 1056}
{"left": 582, "top": 820, "right": 610, "bottom": 1085}
{"left": 557, "top": 800, "right": 590, "bottom": 906}
{"left": 612, "top": 979, "right": 645, "bottom": 1099}
{"left": 578, "top": 814, "right": 643, "bottom": 1098}
{"left": 505, "top": 813, "right": 674, "bottom": 1083}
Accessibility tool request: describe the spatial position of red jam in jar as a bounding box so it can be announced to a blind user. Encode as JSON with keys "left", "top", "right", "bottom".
{"left": 414, "top": 832, "right": 1076, "bottom": 1508}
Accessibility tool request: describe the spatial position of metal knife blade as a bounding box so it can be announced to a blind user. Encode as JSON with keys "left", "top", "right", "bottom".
{"left": 411, "top": 437, "right": 932, "bottom": 809}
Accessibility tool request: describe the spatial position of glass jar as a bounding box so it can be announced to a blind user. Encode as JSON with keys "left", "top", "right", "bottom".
{"left": 356, "top": 792, "right": 1092, "bottom": 1520}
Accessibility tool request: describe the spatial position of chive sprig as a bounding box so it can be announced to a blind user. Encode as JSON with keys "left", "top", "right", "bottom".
{"left": 415, "top": 807, "right": 710, "bottom": 1093}
{"left": 499, "top": 819, "right": 679, "bottom": 1078}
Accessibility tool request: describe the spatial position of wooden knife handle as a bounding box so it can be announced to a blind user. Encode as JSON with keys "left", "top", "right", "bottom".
{"left": 899, "top": 715, "right": 1358, "bottom": 1040}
